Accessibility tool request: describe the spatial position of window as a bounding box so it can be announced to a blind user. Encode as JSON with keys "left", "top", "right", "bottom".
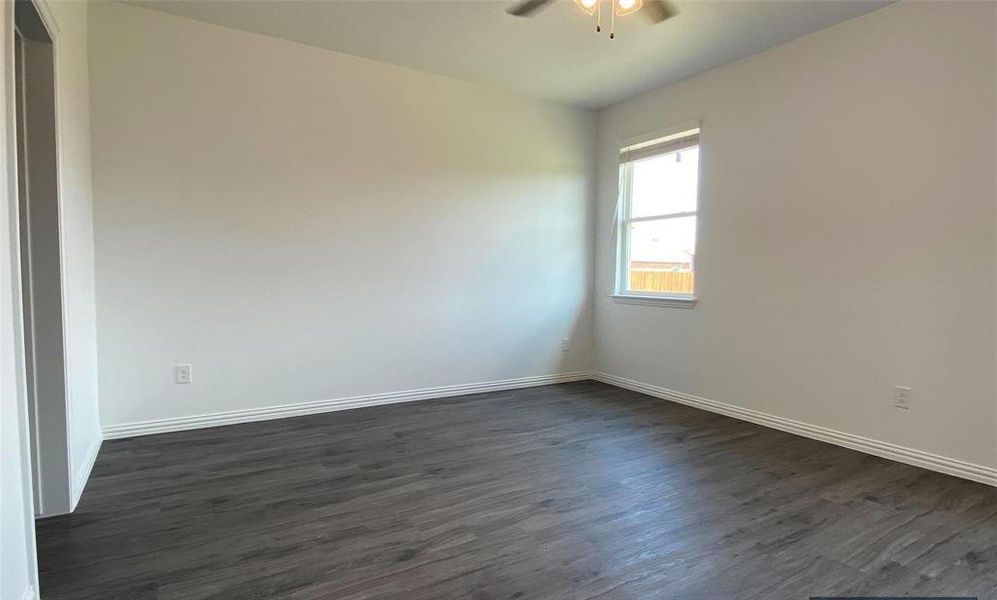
{"left": 615, "top": 128, "right": 700, "bottom": 305}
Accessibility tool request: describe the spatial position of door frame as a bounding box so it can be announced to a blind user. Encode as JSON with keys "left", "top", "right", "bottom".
{"left": 9, "top": 0, "right": 74, "bottom": 519}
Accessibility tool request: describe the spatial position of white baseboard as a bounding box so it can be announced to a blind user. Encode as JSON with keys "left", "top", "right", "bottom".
{"left": 99, "top": 370, "right": 994, "bottom": 487}
{"left": 102, "top": 371, "right": 592, "bottom": 440}
{"left": 591, "top": 372, "right": 997, "bottom": 487}
{"left": 71, "top": 436, "right": 102, "bottom": 510}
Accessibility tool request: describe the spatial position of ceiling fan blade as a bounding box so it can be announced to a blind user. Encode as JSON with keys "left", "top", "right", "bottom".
{"left": 642, "top": 0, "right": 678, "bottom": 24}
{"left": 507, "top": 0, "right": 556, "bottom": 17}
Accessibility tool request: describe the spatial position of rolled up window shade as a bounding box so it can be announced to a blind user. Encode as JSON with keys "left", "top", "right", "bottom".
{"left": 620, "top": 129, "right": 699, "bottom": 164}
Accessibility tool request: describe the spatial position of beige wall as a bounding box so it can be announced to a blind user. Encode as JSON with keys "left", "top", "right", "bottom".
{"left": 594, "top": 1, "right": 996, "bottom": 469}
{"left": 89, "top": 2, "right": 596, "bottom": 428}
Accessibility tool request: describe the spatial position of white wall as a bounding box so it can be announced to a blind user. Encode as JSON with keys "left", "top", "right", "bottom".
{"left": 89, "top": 2, "right": 595, "bottom": 429}
{"left": 89, "top": 1, "right": 994, "bottom": 480}
{"left": 594, "top": 1, "right": 996, "bottom": 469}
{"left": 49, "top": 0, "right": 102, "bottom": 509}
{"left": 2, "top": 1, "right": 38, "bottom": 597}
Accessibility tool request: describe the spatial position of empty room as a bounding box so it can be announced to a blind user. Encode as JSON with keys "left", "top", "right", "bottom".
{"left": 1, "top": 0, "right": 995, "bottom": 598}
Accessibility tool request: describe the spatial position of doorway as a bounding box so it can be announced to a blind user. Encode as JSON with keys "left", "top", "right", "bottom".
{"left": 14, "top": 0, "right": 71, "bottom": 517}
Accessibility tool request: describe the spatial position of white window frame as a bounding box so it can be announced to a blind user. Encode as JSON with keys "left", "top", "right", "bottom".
{"left": 613, "top": 126, "right": 701, "bottom": 308}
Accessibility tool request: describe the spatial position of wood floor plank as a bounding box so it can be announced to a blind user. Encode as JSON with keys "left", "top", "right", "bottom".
{"left": 35, "top": 381, "right": 997, "bottom": 599}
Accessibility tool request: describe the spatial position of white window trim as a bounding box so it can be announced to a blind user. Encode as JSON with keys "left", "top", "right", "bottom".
{"left": 613, "top": 125, "right": 701, "bottom": 308}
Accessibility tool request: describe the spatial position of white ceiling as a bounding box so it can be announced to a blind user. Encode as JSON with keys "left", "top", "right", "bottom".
{"left": 129, "top": 0, "right": 891, "bottom": 109}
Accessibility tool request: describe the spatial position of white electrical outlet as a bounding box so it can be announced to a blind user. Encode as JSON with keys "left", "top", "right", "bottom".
{"left": 175, "top": 364, "right": 192, "bottom": 385}
{"left": 561, "top": 338, "right": 570, "bottom": 352}
{"left": 893, "top": 385, "right": 911, "bottom": 410}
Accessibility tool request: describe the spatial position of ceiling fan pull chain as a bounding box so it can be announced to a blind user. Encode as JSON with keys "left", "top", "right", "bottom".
{"left": 610, "top": 1, "right": 616, "bottom": 39}
{"left": 596, "top": 0, "right": 602, "bottom": 32}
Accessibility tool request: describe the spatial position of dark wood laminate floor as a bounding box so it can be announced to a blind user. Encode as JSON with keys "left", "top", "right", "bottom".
{"left": 37, "top": 381, "right": 996, "bottom": 600}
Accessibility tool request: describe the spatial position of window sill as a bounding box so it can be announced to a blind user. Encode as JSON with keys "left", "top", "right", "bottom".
{"left": 610, "top": 294, "right": 698, "bottom": 308}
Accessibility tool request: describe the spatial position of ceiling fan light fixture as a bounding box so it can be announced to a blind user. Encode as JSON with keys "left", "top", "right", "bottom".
{"left": 508, "top": 0, "right": 676, "bottom": 38}
{"left": 574, "top": 0, "right": 598, "bottom": 16}
{"left": 616, "top": 0, "right": 643, "bottom": 17}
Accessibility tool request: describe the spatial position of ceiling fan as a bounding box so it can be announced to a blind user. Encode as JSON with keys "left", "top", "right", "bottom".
{"left": 507, "top": 0, "right": 678, "bottom": 39}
